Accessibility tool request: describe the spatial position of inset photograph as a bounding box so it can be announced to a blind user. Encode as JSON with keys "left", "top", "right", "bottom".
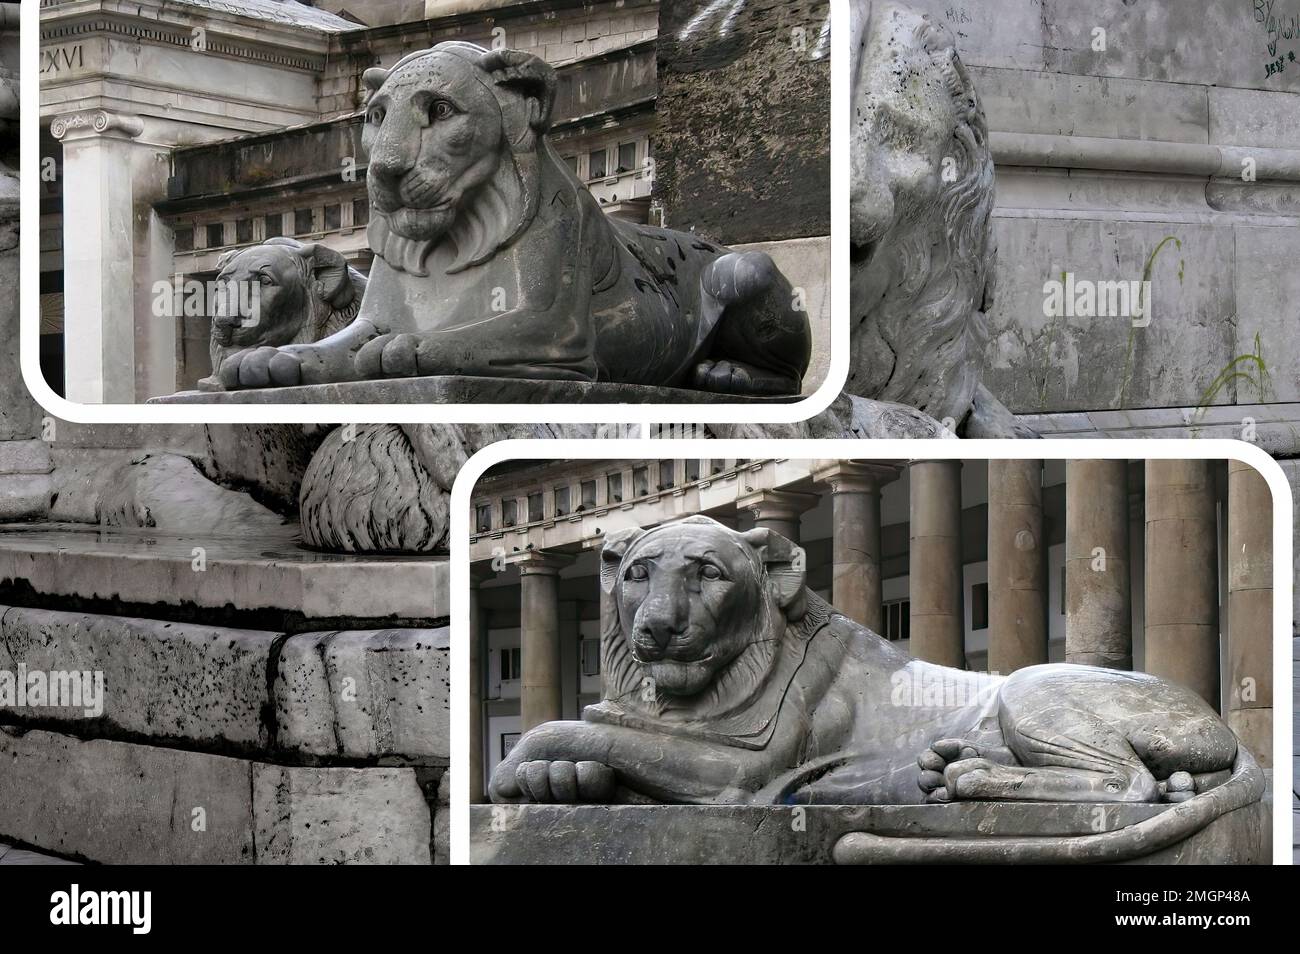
{"left": 35, "top": 0, "right": 833, "bottom": 410}
{"left": 465, "top": 452, "right": 1282, "bottom": 864}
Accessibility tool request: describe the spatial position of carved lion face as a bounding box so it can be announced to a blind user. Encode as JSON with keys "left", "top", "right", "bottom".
{"left": 600, "top": 517, "right": 806, "bottom": 699}
{"left": 211, "top": 245, "right": 312, "bottom": 350}
{"left": 360, "top": 43, "right": 557, "bottom": 275}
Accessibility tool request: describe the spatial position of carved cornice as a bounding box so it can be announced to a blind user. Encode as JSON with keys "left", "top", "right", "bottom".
{"left": 49, "top": 108, "right": 143, "bottom": 140}
{"left": 41, "top": 16, "right": 328, "bottom": 74}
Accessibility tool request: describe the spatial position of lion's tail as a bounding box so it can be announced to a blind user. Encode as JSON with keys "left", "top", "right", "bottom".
{"left": 832, "top": 746, "right": 1266, "bottom": 865}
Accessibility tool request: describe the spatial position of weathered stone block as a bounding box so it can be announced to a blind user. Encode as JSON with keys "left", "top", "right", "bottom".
{"left": 0, "top": 605, "right": 277, "bottom": 750}
{"left": 274, "top": 628, "right": 450, "bottom": 764}
{"left": 253, "top": 763, "right": 431, "bottom": 864}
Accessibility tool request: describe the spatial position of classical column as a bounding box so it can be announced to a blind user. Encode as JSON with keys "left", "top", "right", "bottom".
{"left": 1065, "top": 460, "right": 1132, "bottom": 669}
{"left": 468, "top": 564, "right": 493, "bottom": 803}
{"left": 1227, "top": 460, "right": 1272, "bottom": 766}
{"left": 736, "top": 488, "right": 819, "bottom": 543}
{"left": 811, "top": 460, "right": 900, "bottom": 631}
{"left": 908, "top": 460, "right": 965, "bottom": 668}
{"left": 508, "top": 550, "right": 575, "bottom": 731}
{"left": 987, "top": 459, "right": 1047, "bottom": 673}
{"left": 51, "top": 110, "right": 147, "bottom": 403}
{"left": 1144, "top": 461, "right": 1220, "bottom": 707}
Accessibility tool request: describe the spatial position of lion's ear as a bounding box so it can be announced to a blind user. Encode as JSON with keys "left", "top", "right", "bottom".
{"left": 600, "top": 526, "right": 647, "bottom": 594}
{"left": 294, "top": 243, "right": 355, "bottom": 309}
{"left": 362, "top": 67, "right": 389, "bottom": 93}
{"left": 740, "top": 527, "right": 807, "bottom": 616}
{"left": 481, "top": 49, "right": 556, "bottom": 133}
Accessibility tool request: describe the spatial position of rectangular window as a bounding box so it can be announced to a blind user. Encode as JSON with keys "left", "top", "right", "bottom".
{"left": 563, "top": 155, "right": 579, "bottom": 176}
{"left": 475, "top": 504, "right": 492, "bottom": 533}
{"left": 633, "top": 466, "right": 649, "bottom": 497}
{"left": 971, "top": 582, "right": 989, "bottom": 631}
{"left": 617, "top": 141, "right": 637, "bottom": 173}
{"left": 685, "top": 459, "right": 700, "bottom": 482}
{"left": 659, "top": 460, "right": 676, "bottom": 491}
{"left": 883, "top": 599, "right": 910, "bottom": 641}
{"left": 501, "top": 732, "right": 520, "bottom": 759}
{"left": 527, "top": 492, "right": 543, "bottom": 523}
{"left": 588, "top": 148, "right": 607, "bottom": 180}
{"left": 206, "top": 223, "right": 225, "bottom": 249}
{"left": 175, "top": 227, "right": 194, "bottom": 253}
{"left": 1060, "top": 566, "right": 1067, "bottom": 616}
{"left": 581, "top": 638, "right": 601, "bottom": 677}
{"left": 607, "top": 472, "right": 623, "bottom": 503}
{"left": 352, "top": 197, "right": 369, "bottom": 227}
{"left": 710, "top": 459, "right": 724, "bottom": 475}
{"left": 501, "top": 498, "right": 518, "bottom": 528}
{"left": 500, "top": 647, "right": 521, "bottom": 681}
{"left": 555, "top": 485, "right": 571, "bottom": 518}
{"left": 294, "top": 208, "right": 314, "bottom": 235}
{"left": 264, "top": 214, "right": 283, "bottom": 239}
{"left": 235, "top": 218, "right": 253, "bottom": 244}
{"left": 324, "top": 204, "right": 342, "bottom": 231}
{"left": 580, "top": 480, "right": 597, "bottom": 510}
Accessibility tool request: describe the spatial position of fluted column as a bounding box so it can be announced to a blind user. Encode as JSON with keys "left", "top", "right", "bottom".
{"left": 1065, "top": 460, "right": 1132, "bottom": 669}
{"left": 1144, "top": 461, "right": 1220, "bottom": 707}
{"left": 811, "top": 460, "right": 900, "bottom": 631}
{"left": 909, "top": 460, "right": 965, "bottom": 668}
{"left": 1227, "top": 460, "right": 1272, "bottom": 766}
{"left": 737, "top": 488, "right": 819, "bottom": 543}
{"left": 507, "top": 550, "right": 575, "bottom": 731}
{"left": 988, "top": 459, "right": 1046, "bottom": 672}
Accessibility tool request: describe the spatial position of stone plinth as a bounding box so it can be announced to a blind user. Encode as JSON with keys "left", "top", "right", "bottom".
{"left": 0, "top": 523, "right": 448, "bottom": 625}
{"left": 150, "top": 377, "right": 803, "bottom": 405}
{"left": 470, "top": 801, "right": 1270, "bottom": 866}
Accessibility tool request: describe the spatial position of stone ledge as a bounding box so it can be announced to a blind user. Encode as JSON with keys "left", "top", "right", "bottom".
{"left": 470, "top": 802, "right": 1270, "bottom": 865}
{"left": 0, "top": 728, "right": 432, "bottom": 864}
{"left": 0, "top": 605, "right": 450, "bottom": 765}
{"left": 150, "top": 376, "right": 801, "bottom": 405}
{"left": 0, "top": 523, "right": 449, "bottom": 623}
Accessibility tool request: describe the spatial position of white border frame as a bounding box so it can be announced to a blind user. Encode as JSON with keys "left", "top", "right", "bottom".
{"left": 449, "top": 438, "right": 1295, "bottom": 865}
{"left": 20, "top": 0, "right": 849, "bottom": 425}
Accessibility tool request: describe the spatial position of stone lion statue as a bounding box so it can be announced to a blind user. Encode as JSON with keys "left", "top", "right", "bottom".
{"left": 214, "top": 42, "right": 811, "bottom": 397}
{"left": 848, "top": 1, "right": 1032, "bottom": 437}
{"left": 489, "top": 516, "right": 1263, "bottom": 863}
{"left": 200, "top": 237, "right": 365, "bottom": 389}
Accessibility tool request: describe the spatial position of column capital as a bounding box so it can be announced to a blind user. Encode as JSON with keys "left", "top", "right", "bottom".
{"left": 735, "top": 488, "right": 820, "bottom": 522}
{"left": 50, "top": 109, "right": 144, "bottom": 142}
{"left": 505, "top": 548, "right": 575, "bottom": 576}
{"left": 811, "top": 460, "right": 901, "bottom": 494}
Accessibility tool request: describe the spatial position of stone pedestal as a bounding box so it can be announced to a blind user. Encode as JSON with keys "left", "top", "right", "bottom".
{"left": 1226, "top": 460, "right": 1273, "bottom": 767}
{"left": 987, "top": 459, "right": 1046, "bottom": 672}
{"left": 150, "top": 377, "right": 805, "bottom": 405}
{"left": 1065, "top": 459, "right": 1132, "bottom": 669}
{"left": 908, "top": 460, "right": 965, "bottom": 668}
{"left": 507, "top": 550, "right": 575, "bottom": 732}
{"left": 470, "top": 801, "right": 1269, "bottom": 865}
{"left": 0, "top": 439, "right": 52, "bottom": 521}
{"left": 811, "top": 460, "right": 899, "bottom": 631}
{"left": 1144, "top": 461, "right": 1221, "bottom": 707}
{"left": 736, "top": 488, "right": 819, "bottom": 545}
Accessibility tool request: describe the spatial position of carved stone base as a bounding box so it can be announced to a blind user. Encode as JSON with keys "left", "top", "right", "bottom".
{"left": 469, "top": 801, "right": 1271, "bottom": 865}
{"left": 150, "top": 377, "right": 803, "bottom": 405}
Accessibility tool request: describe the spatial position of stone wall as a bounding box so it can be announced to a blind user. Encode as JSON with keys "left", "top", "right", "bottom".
{"left": 655, "top": 0, "right": 831, "bottom": 244}
{"left": 896, "top": 0, "right": 1300, "bottom": 421}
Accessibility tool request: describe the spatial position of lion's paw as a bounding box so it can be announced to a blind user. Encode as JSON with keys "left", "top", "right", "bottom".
{"left": 1159, "top": 771, "right": 1196, "bottom": 803}
{"left": 355, "top": 333, "right": 438, "bottom": 379}
{"left": 917, "top": 739, "right": 984, "bottom": 803}
{"left": 514, "top": 760, "right": 615, "bottom": 803}
{"left": 218, "top": 346, "right": 303, "bottom": 389}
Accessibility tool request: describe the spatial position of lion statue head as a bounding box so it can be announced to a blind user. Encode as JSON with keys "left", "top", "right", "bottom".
{"left": 847, "top": 1, "right": 996, "bottom": 428}
{"left": 596, "top": 516, "right": 811, "bottom": 715}
{"left": 360, "top": 42, "right": 557, "bottom": 277}
{"left": 206, "top": 237, "right": 364, "bottom": 373}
